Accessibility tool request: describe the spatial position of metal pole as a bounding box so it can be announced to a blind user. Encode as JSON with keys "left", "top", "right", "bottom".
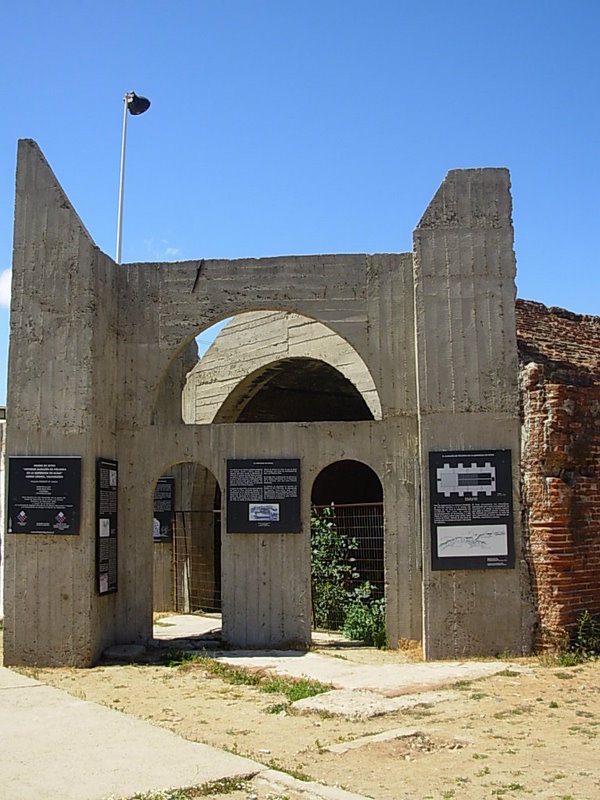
{"left": 116, "top": 95, "right": 129, "bottom": 264}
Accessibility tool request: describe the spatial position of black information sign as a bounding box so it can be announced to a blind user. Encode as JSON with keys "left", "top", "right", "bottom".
{"left": 153, "top": 477, "right": 174, "bottom": 542}
{"left": 96, "top": 458, "right": 118, "bottom": 595}
{"left": 429, "top": 449, "right": 514, "bottom": 570}
{"left": 7, "top": 456, "right": 81, "bottom": 534}
{"left": 227, "top": 458, "right": 301, "bottom": 533}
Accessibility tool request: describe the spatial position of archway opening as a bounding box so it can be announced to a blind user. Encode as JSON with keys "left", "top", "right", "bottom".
{"left": 152, "top": 463, "right": 222, "bottom": 618}
{"left": 310, "top": 460, "right": 385, "bottom": 642}
{"left": 182, "top": 309, "right": 382, "bottom": 424}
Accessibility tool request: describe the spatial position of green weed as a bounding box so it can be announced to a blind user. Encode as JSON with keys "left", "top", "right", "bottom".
{"left": 493, "top": 705, "right": 532, "bottom": 720}
{"left": 128, "top": 776, "right": 254, "bottom": 798}
{"left": 169, "top": 652, "right": 331, "bottom": 702}
{"left": 264, "top": 701, "right": 289, "bottom": 714}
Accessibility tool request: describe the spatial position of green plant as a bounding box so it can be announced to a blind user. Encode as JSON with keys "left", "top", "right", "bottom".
{"left": 539, "top": 611, "right": 600, "bottom": 667}
{"left": 169, "top": 652, "right": 332, "bottom": 701}
{"left": 310, "top": 505, "right": 358, "bottom": 630}
{"left": 571, "top": 610, "right": 600, "bottom": 658}
{"left": 342, "top": 584, "right": 387, "bottom": 648}
{"left": 264, "top": 701, "right": 289, "bottom": 714}
{"left": 128, "top": 777, "right": 254, "bottom": 798}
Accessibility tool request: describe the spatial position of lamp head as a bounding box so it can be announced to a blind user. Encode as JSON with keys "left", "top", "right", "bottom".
{"left": 125, "top": 91, "right": 151, "bottom": 115}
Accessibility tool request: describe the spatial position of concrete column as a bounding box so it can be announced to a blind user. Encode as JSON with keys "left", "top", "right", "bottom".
{"left": 413, "top": 168, "right": 527, "bottom": 658}
{"left": 4, "top": 141, "right": 119, "bottom": 665}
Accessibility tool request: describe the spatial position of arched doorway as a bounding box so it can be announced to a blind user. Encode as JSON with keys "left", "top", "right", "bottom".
{"left": 311, "top": 460, "right": 385, "bottom": 641}
{"left": 153, "top": 462, "right": 222, "bottom": 616}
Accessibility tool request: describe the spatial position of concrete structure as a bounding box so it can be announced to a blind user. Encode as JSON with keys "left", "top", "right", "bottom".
{"left": 3, "top": 139, "right": 528, "bottom": 666}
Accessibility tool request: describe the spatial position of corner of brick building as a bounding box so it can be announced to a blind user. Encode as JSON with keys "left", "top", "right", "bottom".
{"left": 517, "top": 299, "right": 600, "bottom": 648}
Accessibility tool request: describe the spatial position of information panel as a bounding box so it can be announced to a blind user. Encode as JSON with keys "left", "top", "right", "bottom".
{"left": 96, "top": 458, "right": 118, "bottom": 595}
{"left": 227, "top": 458, "right": 301, "bottom": 533}
{"left": 153, "top": 476, "right": 174, "bottom": 542}
{"left": 7, "top": 456, "right": 81, "bottom": 534}
{"left": 429, "top": 449, "right": 514, "bottom": 570}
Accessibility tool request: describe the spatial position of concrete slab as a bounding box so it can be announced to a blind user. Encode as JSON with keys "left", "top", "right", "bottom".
{"left": 152, "top": 613, "right": 222, "bottom": 641}
{"left": 213, "top": 650, "right": 523, "bottom": 696}
{"left": 326, "top": 727, "right": 419, "bottom": 753}
{"left": 149, "top": 615, "right": 529, "bottom": 724}
{"left": 0, "top": 665, "right": 259, "bottom": 800}
{"left": 293, "top": 688, "right": 460, "bottom": 720}
{"left": 253, "top": 770, "right": 369, "bottom": 800}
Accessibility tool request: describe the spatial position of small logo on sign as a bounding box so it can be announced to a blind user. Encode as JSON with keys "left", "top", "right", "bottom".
{"left": 56, "top": 511, "right": 66, "bottom": 524}
{"left": 17, "top": 510, "right": 27, "bottom": 524}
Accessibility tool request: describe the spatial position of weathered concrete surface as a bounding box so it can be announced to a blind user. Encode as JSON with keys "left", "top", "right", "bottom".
{"left": 4, "top": 140, "right": 119, "bottom": 666}
{"left": 293, "top": 689, "right": 459, "bottom": 720}
{"left": 216, "top": 650, "right": 521, "bottom": 695}
{"left": 4, "top": 140, "right": 527, "bottom": 665}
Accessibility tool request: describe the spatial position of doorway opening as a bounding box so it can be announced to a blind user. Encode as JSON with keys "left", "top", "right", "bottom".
{"left": 311, "top": 460, "right": 385, "bottom": 641}
{"left": 153, "top": 463, "right": 222, "bottom": 617}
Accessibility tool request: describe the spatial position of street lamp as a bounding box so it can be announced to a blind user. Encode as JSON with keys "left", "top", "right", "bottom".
{"left": 116, "top": 91, "right": 151, "bottom": 264}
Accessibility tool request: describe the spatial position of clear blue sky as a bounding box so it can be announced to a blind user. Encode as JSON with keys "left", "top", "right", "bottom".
{"left": 1, "top": 1, "right": 598, "bottom": 406}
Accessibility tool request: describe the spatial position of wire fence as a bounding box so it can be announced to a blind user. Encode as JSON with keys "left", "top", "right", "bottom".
{"left": 169, "top": 510, "right": 222, "bottom": 614}
{"left": 311, "top": 502, "right": 385, "bottom": 631}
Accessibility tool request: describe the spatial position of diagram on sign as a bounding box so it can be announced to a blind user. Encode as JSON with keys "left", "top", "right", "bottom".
{"left": 249, "top": 503, "right": 279, "bottom": 522}
{"left": 429, "top": 450, "right": 514, "bottom": 570}
{"left": 437, "top": 524, "right": 508, "bottom": 558}
{"left": 436, "top": 462, "right": 496, "bottom": 497}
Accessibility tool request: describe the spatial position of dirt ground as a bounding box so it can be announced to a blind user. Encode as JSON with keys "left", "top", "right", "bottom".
{"left": 7, "top": 635, "right": 600, "bottom": 800}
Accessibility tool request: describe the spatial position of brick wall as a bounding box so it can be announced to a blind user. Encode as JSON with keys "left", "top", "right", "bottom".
{"left": 517, "top": 300, "right": 600, "bottom": 645}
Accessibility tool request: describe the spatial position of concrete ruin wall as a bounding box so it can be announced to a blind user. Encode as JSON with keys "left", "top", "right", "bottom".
{"left": 517, "top": 300, "right": 600, "bottom": 644}
{"left": 3, "top": 140, "right": 527, "bottom": 665}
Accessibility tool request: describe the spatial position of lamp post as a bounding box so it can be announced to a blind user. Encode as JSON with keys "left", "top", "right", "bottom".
{"left": 116, "top": 91, "right": 151, "bottom": 264}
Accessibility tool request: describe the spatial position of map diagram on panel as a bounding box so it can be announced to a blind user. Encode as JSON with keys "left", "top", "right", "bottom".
{"left": 429, "top": 450, "right": 514, "bottom": 570}
{"left": 436, "top": 461, "right": 496, "bottom": 497}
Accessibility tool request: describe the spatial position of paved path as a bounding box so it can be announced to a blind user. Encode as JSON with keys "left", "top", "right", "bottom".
{"left": 0, "top": 666, "right": 261, "bottom": 800}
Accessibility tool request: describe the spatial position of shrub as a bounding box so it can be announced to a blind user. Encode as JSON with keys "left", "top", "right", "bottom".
{"left": 342, "top": 583, "right": 387, "bottom": 648}
{"left": 310, "top": 505, "right": 386, "bottom": 646}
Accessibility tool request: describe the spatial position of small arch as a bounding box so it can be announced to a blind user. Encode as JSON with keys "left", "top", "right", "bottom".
{"left": 312, "top": 459, "right": 383, "bottom": 505}
{"left": 152, "top": 462, "right": 222, "bottom": 616}
{"left": 310, "top": 460, "right": 385, "bottom": 637}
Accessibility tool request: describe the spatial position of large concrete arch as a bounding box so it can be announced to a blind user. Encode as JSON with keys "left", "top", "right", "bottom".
{"left": 3, "top": 139, "right": 526, "bottom": 665}
{"left": 182, "top": 310, "right": 383, "bottom": 423}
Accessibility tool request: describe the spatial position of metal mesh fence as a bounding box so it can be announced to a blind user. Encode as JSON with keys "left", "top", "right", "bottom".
{"left": 171, "top": 510, "right": 222, "bottom": 614}
{"left": 311, "top": 502, "right": 384, "bottom": 632}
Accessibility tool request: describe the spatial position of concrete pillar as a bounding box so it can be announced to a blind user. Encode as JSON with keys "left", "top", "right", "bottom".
{"left": 413, "top": 168, "right": 525, "bottom": 658}
{"left": 4, "top": 140, "right": 119, "bottom": 665}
